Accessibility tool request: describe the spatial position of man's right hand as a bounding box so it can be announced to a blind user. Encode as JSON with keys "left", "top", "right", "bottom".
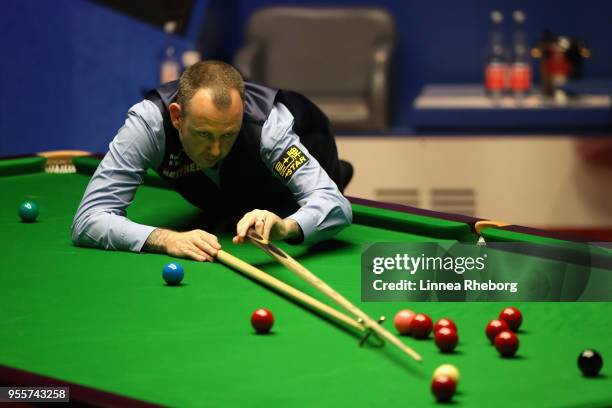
{"left": 144, "top": 228, "right": 221, "bottom": 262}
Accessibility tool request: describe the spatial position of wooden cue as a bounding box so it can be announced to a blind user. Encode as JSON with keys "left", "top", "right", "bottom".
{"left": 246, "top": 230, "right": 422, "bottom": 362}
{"left": 216, "top": 250, "right": 364, "bottom": 332}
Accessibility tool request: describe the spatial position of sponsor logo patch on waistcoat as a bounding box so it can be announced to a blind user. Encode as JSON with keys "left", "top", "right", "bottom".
{"left": 161, "top": 152, "right": 201, "bottom": 179}
{"left": 273, "top": 145, "right": 309, "bottom": 181}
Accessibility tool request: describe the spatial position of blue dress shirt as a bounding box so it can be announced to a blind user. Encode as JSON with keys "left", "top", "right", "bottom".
{"left": 71, "top": 100, "right": 352, "bottom": 252}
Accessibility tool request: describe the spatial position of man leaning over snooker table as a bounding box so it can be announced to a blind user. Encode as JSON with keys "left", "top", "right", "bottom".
{"left": 71, "top": 60, "right": 353, "bottom": 259}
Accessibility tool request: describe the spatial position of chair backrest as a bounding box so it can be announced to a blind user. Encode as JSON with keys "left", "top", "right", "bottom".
{"left": 244, "top": 7, "right": 396, "bottom": 95}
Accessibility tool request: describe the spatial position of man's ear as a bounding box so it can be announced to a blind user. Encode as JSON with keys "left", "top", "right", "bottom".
{"left": 169, "top": 103, "right": 181, "bottom": 129}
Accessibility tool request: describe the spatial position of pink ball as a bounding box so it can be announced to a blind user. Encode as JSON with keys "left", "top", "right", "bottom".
{"left": 393, "top": 309, "right": 415, "bottom": 336}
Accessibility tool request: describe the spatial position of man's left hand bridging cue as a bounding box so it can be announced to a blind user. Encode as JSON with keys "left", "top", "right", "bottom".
{"left": 233, "top": 209, "right": 302, "bottom": 244}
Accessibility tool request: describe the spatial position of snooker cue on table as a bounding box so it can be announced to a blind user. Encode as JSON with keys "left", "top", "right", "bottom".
{"left": 216, "top": 250, "right": 365, "bottom": 333}
{"left": 246, "top": 229, "right": 422, "bottom": 362}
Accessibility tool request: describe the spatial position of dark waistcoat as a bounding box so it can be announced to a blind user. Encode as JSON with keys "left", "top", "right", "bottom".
{"left": 145, "top": 81, "right": 339, "bottom": 219}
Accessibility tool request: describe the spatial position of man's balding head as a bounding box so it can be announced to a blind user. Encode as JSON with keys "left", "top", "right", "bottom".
{"left": 169, "top": 61, "right": 245, "bottom": 169}
{"left": 177, "top": 60, "right": 245, "bottom": 115}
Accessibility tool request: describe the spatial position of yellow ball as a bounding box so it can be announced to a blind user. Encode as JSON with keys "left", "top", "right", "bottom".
{"left": 433, "top": 364, "right": 460, "bottom": 384}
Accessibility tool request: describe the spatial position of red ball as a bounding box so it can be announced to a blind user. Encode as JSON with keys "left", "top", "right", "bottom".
{"left": 431, "top": 375, "right": 456, "bottom": 402}
{"left": 411, "top": 313, "right": 433, "bottom": 339}
{"left": 495, "top": 330, "right": 519, "bottom": 357}
{"left": 393, "top": 309, "right": 415, "bottom": 336}
{"left": 435, "top": 327, "right": 459, "bottom": 353}
{"left": 251, "top": 308, "right": 274, "bottom": 334}
{"left": 499, "top": 307, "right": 522, "bottom": 331}
{"left": 434, "top": 318, "right": 457, "bottom": 333}
{"left": 485, "top": 319, "right": 510, "bottom": 343}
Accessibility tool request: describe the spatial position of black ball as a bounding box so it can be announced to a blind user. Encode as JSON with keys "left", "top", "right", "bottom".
{"left": 578, "top": 349, "right": 603, "bottom": 377}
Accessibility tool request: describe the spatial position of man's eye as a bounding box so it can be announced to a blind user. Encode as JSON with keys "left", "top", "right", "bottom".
{"left": 222, "top": 133, "right": 234, "bottom": 140}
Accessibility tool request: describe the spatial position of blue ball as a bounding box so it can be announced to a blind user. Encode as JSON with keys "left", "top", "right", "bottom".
{"left": 19, "top": 200, "right": 39, "bottom": 222}
{"left": 162, "top": 262, "right": 184, "bottom": 286}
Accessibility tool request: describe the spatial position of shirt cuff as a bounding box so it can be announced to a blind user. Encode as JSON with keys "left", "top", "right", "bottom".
{"left": 116, "top": 219, "right": 157, "bottom": 252}
{"left": 286, "top": 209, "right": 318, "bottom": 245}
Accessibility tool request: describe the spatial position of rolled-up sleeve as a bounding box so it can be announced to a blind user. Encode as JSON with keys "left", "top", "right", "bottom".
{"left": 71, "top": 100, "right": 165, "bottom": 252}
{"left": 260, "top": 102, "right": 352, "bottom": 244}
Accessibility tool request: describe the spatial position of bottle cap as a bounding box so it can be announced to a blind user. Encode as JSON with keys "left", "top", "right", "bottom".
{"left": 164, "top": 21, "right": 177, "bottom": 34}
{"left": 491, "top": 11, "right": 503, "bottom": 23}
{"left": 182, "top": 50, "right": 202, "bottom": 68}
{"left": 513, "top": 10, "right": 525, "bottom": 23}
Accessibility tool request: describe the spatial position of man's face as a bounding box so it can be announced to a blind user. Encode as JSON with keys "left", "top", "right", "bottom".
{"left": 171, "top": 88, "right": 243, "bottom": 169}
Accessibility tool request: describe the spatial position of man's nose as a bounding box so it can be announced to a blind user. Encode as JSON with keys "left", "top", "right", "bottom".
{"left": 209, "top": 141, "right": 221, "bottom": 157}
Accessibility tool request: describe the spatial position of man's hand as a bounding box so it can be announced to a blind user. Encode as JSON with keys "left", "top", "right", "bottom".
{"left": 144, "top": 228, "right": 221, "bottom": 262}
{"left": 233, "top": 209, "right": 301, "bottom": 244}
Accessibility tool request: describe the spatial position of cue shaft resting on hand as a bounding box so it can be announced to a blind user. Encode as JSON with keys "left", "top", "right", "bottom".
{"left": 216, "top": 250, "right": 365, "bottom": 332}
{"left": 246, "top": 229, "right": 422, "bottom": 362}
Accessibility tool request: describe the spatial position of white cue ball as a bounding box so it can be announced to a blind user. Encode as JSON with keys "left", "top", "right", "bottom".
{"left": 433, "top": 364, "right": 460, "bottom": 384}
